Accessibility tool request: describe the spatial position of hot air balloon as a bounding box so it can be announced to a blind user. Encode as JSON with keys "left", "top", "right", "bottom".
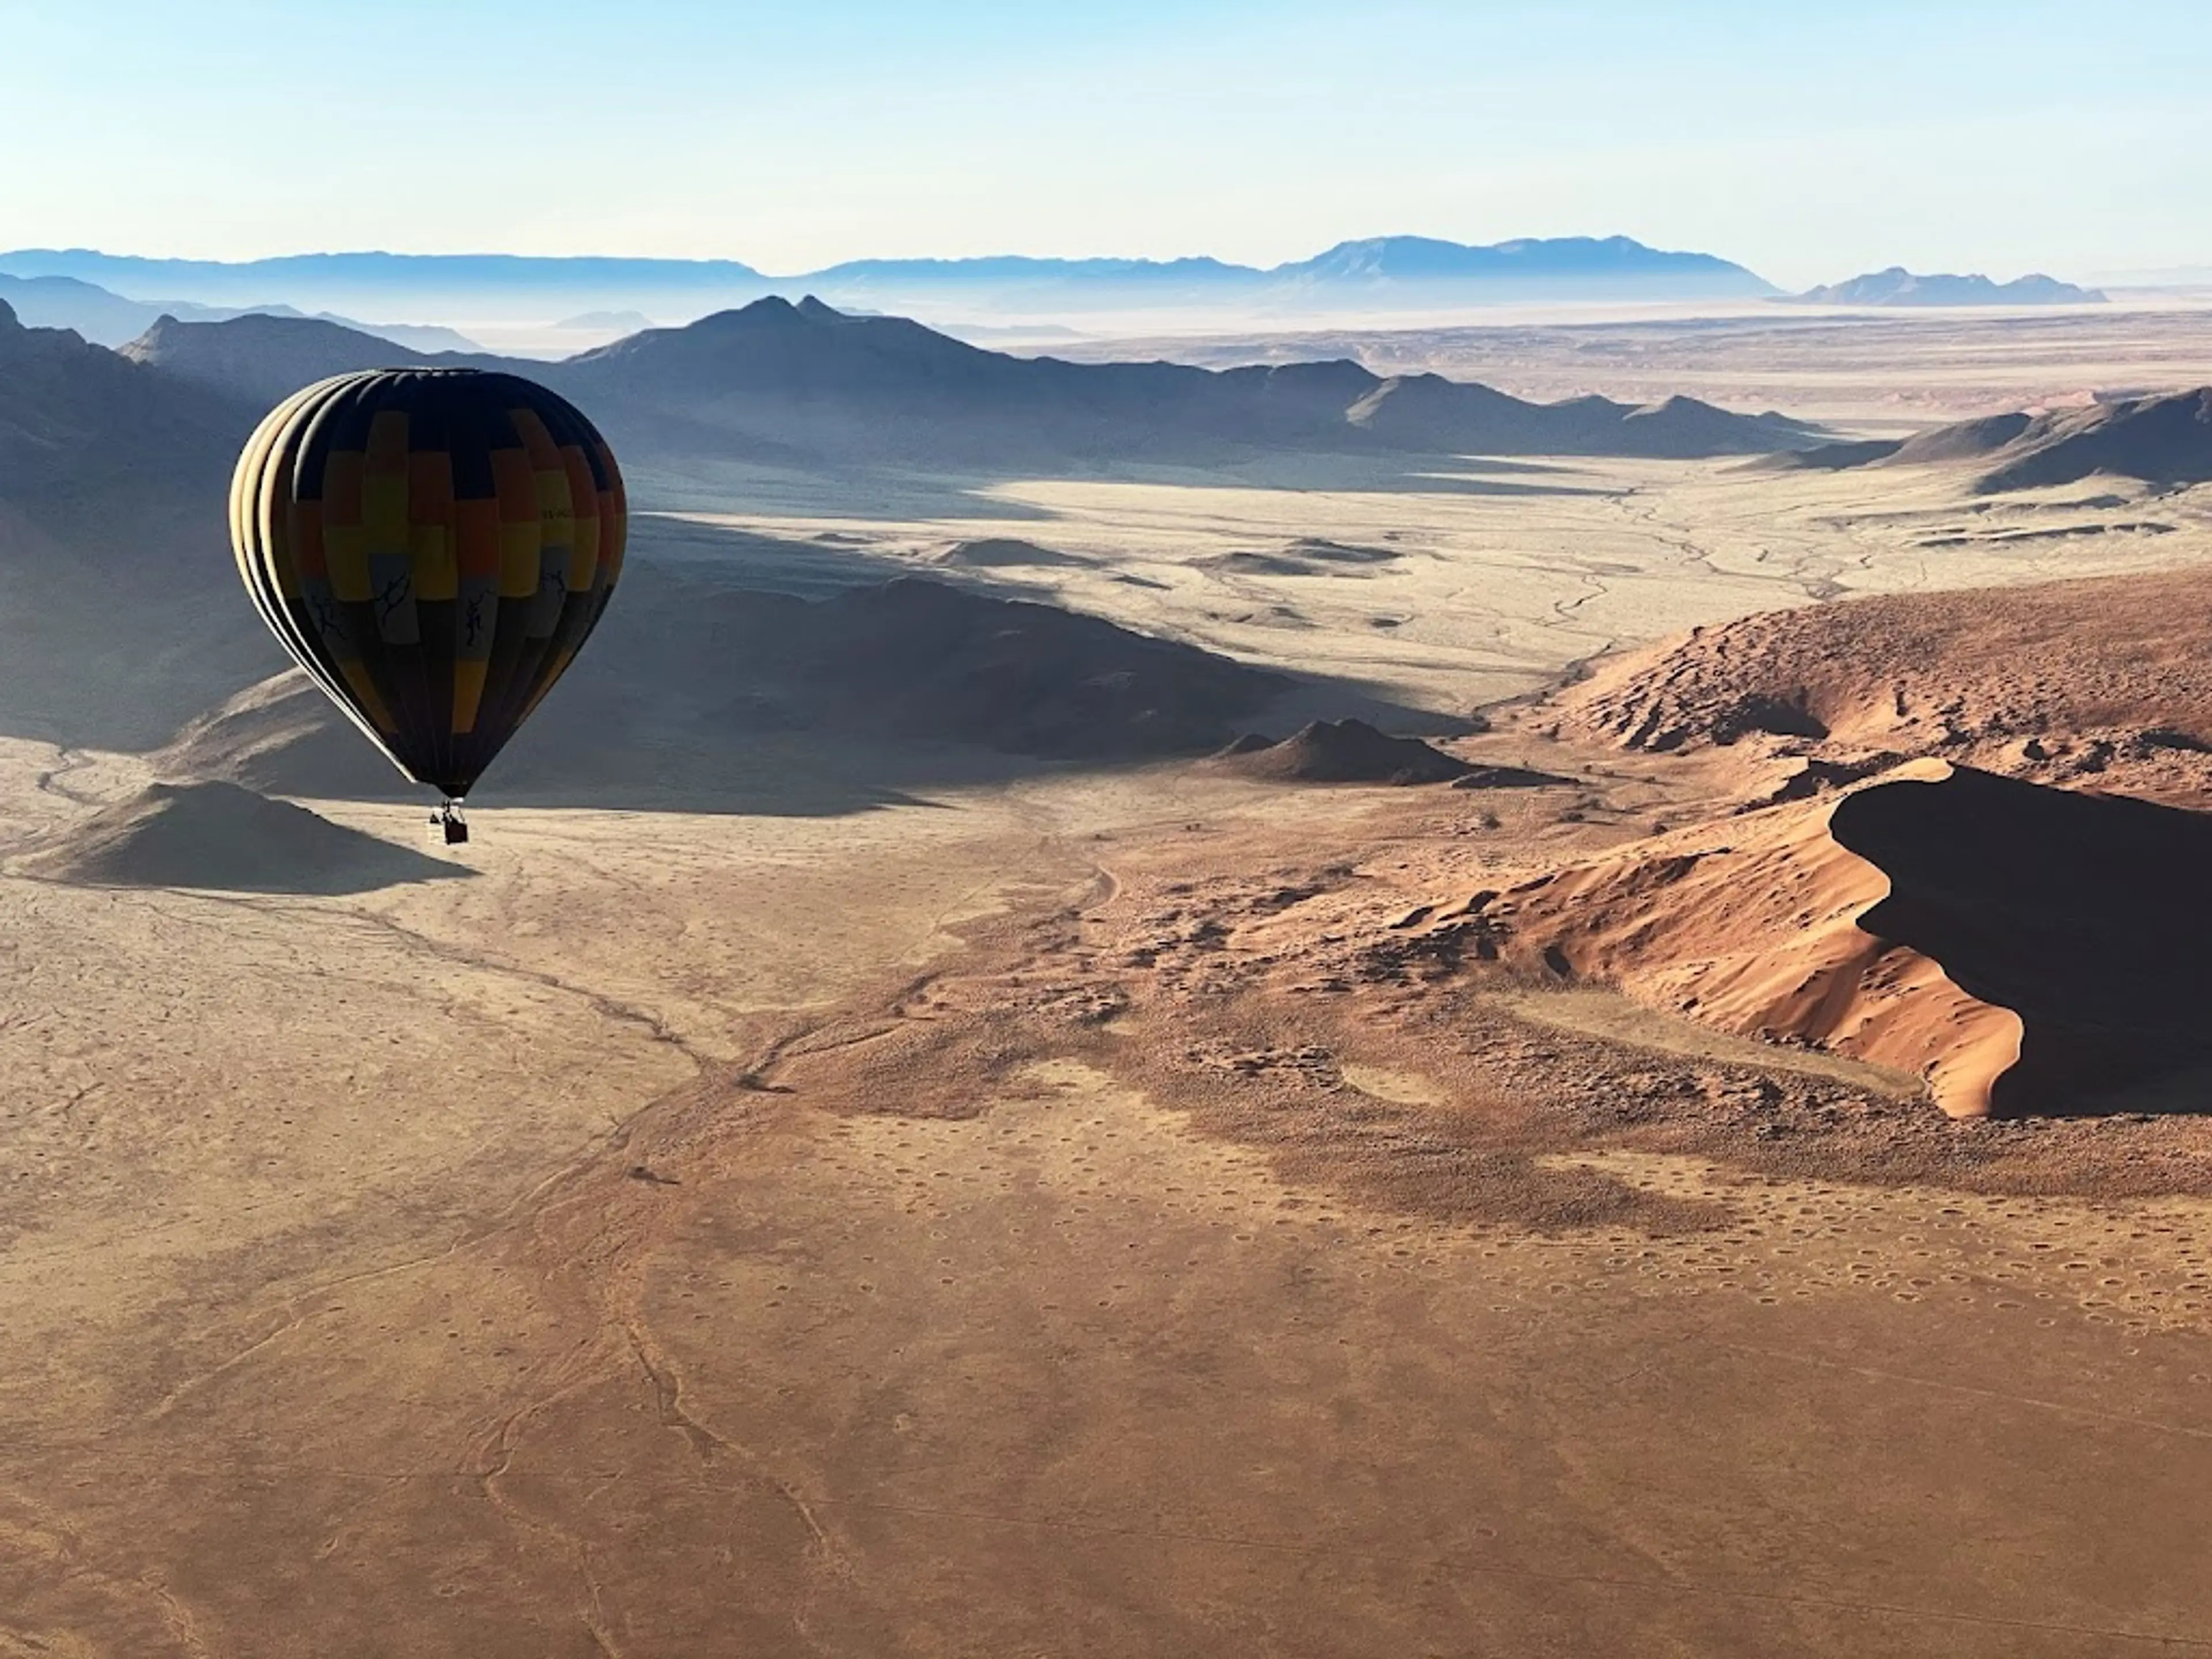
{"left": 229, "top": 369, "right": 624, "bottom": 842}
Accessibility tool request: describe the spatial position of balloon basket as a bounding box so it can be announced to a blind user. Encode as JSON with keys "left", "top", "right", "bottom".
{"left": 431, "top": 802, "right": 469, "bottom": 846}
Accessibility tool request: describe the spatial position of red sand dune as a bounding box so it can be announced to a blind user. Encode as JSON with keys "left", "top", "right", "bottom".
{"left": 1410, "top": 761, "right": 2211, "bottom": 1117}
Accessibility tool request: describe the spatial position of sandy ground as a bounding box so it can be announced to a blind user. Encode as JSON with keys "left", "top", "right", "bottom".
{"left": 6, "top": 429, "right": 2212, "bottom": 1653}
{"left": 1058, "top": 304, "right": 2212, "bottom": 425}
{"left": 649, "top": 453, "right": 2212, "bottom": 718}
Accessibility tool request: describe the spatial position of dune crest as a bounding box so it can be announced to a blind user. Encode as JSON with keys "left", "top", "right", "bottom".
{"left": 1424, "top": 760, "right": 2016, "bottom": 1116}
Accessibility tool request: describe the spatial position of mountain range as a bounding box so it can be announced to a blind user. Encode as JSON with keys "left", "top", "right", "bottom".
{"left": 1790, "top": 267, "right": 2105, "bottom": 307}
{"left": 0, "top": 271, "right": 478, "bottom": 351}
{"left": 10, "top": 274, "right": 2211, "bottom": 831}
{"left": 0, "top": 236, "right": 1775, "bottom": 325}
{"left": 0, "top": 287, "right": 1823, "bottom": 757}
{"left": 124, "top": 296, "right": 1823, "bottom": 468}
{"left": 1764, "top": 388, "right": 2212, "bottom": 493}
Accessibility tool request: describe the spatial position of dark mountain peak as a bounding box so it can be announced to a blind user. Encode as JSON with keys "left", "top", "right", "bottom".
{"left": 0, "top": 301, "right": 255, "bottom": 535}
{"left": 1892, "top": 411, "right": 2035, "bottom": 464}
{"left": 1264, "top": 357, "right": 1371, "bottom": 381}
{"left": 127, "top": 312, "right": 188, "bottom": 347}
{"left": 559, "top": 296, "right": 1823, "bottom": 466}
{"left": 1975, "top": 385, "right": 2212, "bottom": 493}
{"left": 1225, "top": 358, "right": 1383, "bottom": 401}
{"left": 1355, "top": 371, "right": 1521, "bottom": 410}
{"left": 120, "top": 311, "right": 445, "bottom": 406}
{"left": 566, "top": 294, "right": 997, "bottom": 393}
{"left": 0, "top": 301, "right": 94, "bottom": 360}
{"left": 1754, "top": 388, "right": 2212, "bottom": 491}
{"left": 643, "top": 295, "right": 877, "bottom": 340}
{"left": 684, "top": 295, "right": 801, "bottom": 329}
{"left": 133, "top": 309, "right": 422, "bottom": 353}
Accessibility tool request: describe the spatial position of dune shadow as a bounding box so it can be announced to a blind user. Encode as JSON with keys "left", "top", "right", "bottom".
{"left": 467, "top": 558, "right": 1479, "bottom": 810}
{"left": 1107, "top": 463, "right": 1612, "bottom": 501}
{"left": 1252, "top": 676, "right": 1478, "bottom": 741}
{"left": 45, "top": 854, "right": 468, "bottom": 898}
{"left": 627, "top": 515, "right": 924, "bottom": 597}
{"left": 0, "top": 444, "right": 1601, "bottom": 768}
{"left": 1832, "top": 766, "right": 2212, "bottom": 1116}
{"left": 21, "top": 782, "right": 472, "bottom": 896}
{"left": 621, "top": 458, "right": 1068, "bottom": 525}
{"left": 1361, "top": 468, "right": 1613, "bottom": 499}
{"left": 176, "top": 555, "right": 1475, "bottom": 821}
{"left": 257, "top": 691, "right": 1474, "bottom": 823}
{"left": 476, "top": 730, "right": 1040, "bottom": 817}
{"left": 1218, "top": 449, "right": 1619, "bottom": 496}
{"left": 188, "top": 849, "right": 471, "bottom": 898}
{"left": 627, "top": 450, "right": 1613, "bottom": 527}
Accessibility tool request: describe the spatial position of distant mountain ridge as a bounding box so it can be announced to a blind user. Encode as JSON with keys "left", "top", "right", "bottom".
{"left": 0, "top": 235, "right": 1775, "bottom": 323}
{"left": 0, "top": 271, "right": 478, "bottom": 350}
{"left": 1281, "top": 234, "right": 1757, "bottom": 286}
{"left": 0, "top": 250, "right": 767, "bottom": 321}
{"left": 1791, "top": 267, "right": 2104, "bottom": 307}
{"left": 126, "top": 296, "right": 1820, "bottom": 467}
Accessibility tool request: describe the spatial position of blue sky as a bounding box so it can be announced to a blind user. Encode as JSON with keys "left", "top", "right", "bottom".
{"left": 6, "top": 0, "right": 2207, "bottom": 285}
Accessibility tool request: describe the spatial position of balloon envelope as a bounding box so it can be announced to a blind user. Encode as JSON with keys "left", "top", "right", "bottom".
{"left": 229, "top": 368, "right": 625, "bottom": 800}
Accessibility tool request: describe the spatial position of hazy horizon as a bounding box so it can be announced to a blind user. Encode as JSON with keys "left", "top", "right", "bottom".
{"left": 9, "top": 0, "right": 2209, "bottom": 289}
{"left": 0, "top": 238, "right": 2168, "bottom": 291}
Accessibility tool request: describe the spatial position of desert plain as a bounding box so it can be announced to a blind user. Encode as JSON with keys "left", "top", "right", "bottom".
{"left": 6, "top": 306, "right": 2212, "bottom": 1658}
